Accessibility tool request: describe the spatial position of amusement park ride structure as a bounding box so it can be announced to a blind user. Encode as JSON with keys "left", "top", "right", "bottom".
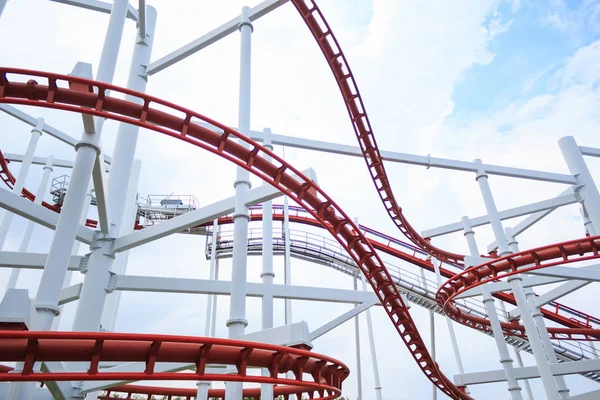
{"left": 0, "top": 0, "right": 599, "bottom": 399}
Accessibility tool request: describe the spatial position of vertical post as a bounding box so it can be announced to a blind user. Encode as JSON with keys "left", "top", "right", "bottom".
{"left": 474, "top": 160, "right": 510, "bottom": 256}
{"left": 361, "top": 274, "right": 383, "bottom": 400}
{"left": 261, "top": 127, "right": 274, "bottom": 400}
{"left": 5, "top": 155, "right": 53, "bottom": 291}
{"left": 580, "top": 207, "right": 597, "bottom": 237}
{"left": 509, "top": 278, "right": 560, "bottom": 399}
{"left": 100, "top": 160, "right": 142, "bottom": 332}
{"left": 461, "top": 216, "right": 479, "bottom": 256}
{"left": 353, "top": 277, "right": 363, "bottom": 400}
{"left": 210, "top": 257, "right": 220, "bottom": 338}
{"left": 476, "top": 161, "right": 558, "bottom": 399}
{"left": 525, "top": 289, "right": 570, "bottom": 399}
{"left": 430, "top": 311, "right": 437, "bottom": 400}
{"left": 432, "top": 260, "right": 466, "bottom": 381}
{"left": 226, "top": 7, "right": 253, "bottom": 400}
{"left": 284, "top": 196, "right": 292, "bottom": 324}
{"left": 73, "top": 5, "right": 157, "bottom": 336}
{"left": 197, "top": 218, "right": 219, "bottom": 400}
{"left": 0, "top": 118, "right": 44, "bottom": 248}
{"left": 559, "top": 136, "right": 600, "bottom": 233}
{"left": 33, "top": 0, "right": 129, "bottom": 332}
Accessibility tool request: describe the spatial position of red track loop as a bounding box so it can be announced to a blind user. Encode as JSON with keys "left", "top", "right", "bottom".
{"left": 0, "top": 331, "right": 346, "bottom": 400}
{"left": 290, "top": 0, "right": 465, "bottom": 266}
{"left": 100, "top": 384, "right": 320, "bottom": 400}
{"left": 437, "top": 236, "right": 600, "bottom": 341}
{"left": 0, "top": 69, "right": 470, "bottom": 399}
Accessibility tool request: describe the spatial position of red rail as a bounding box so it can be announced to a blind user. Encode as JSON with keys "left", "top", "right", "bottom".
{"left": 437, "top": 237, "right": 600, "bottom": 341}
{"left": 290, "top": 0, "right": 465, "bottom": 267}
{"left": 0, "top": 331, "right": 347, "bottom": 400}
{"left": 0, "top": 69, "right": 470, "bottom": 399}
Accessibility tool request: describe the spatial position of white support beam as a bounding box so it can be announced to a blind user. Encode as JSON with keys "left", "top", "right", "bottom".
{"left": 422, "top": 192, "right": 579, "bottom": 238}
{"left": 114, "top": 275, "right": 380, "bottom": 304}
{"left": 487, "top": 188, "right": 574, "bottom": 252}
{"left": 40, "top": 362, "right": 78, "bottom": 399}
{"left": 138, "top": 0, "right": 146, "bottom": 38}
{"left": 0, "top": 251, "right": 82, "bottom": 270}
{"left": 113, "top": 168, "right": 315, "bottom": 252}
{"left": 246, "top": 130, "right": 576, "bottom": 185}
{"left": 524, "top": 263, "right": 600, "bottom": 281}
{"left": 570, "top": 389, "right": 600, "bottom": 400}
{"left": 309, "top": 299, "right": 378, "bottom": 340}
{"left": 57, "top": 283, "right": 83, "bottom": 305}
{"left": 580, "top": 146, "right": 600, "bottom": 158}
{"left": 146, "top": 0, "right": 289, "bottom": 75}
{"left": 507, "top": 279, "right": 590, "bottom": 320}
{"left": 455, "top": 358, "right": 600, "bottom": 385}
{"left": 454, "top": 274, "right": 568, "bottom": 300}
{"left": 0, "top": 188, "right": 95, "bottom": 244}
{"left": 4, "top": 153, "right": 75, "bottom": 169}
{"left": 49, "top": 0, "right": 138, "bottom": 20}
{"left": 0, "top": 105, "right": 113, "bottom": 164}
{"left": 92, "top": 150, "right": 111, "bottom": 233}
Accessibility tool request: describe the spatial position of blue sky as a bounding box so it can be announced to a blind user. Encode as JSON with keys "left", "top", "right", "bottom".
{"left": 452, "top": 0, "right": 600, "bottom": 115}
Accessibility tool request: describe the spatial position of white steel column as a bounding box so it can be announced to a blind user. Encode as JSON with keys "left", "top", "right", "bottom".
{"left": 559, "top": 136, "right": 600, "bottom": 232}
{"left": 74, "top": 5, "right": 156, "bottom": 336}
{"left": 261, "top": 127, "right": 275, "bottom": 400}
{"left": 525, "top": 288, "right": 570, "bottom": 398}
{"left": 509, "top": 277, "right": 560, "bottom": 399}
{"left": 482, "top": 288, "right": 523, "bottom": 400}
{"left": 284, "top": 196, "right": 292, "bottom": 324}
{"left": 33, "top": 0, "right": 129, "bottom": 332}
{"left": 197, "top": 219, "right": 219, "bottom": 400}
{"left": 0, "top": 118, "right": 44, "bottom": 248}
{"left": 361, "top": 274, "right": 383, "bottom": 400}
{"left": 354, "top": 277, "right": 363, "bottom": 400}
{"left": 210, "top": 257, "right": 220, "bottom": 338}
{"left": 580, "top": 207, "right": 597, "bottom": 236}
{"left": 461, "top": 216, "right": 479, "bottom": 256}
{"left": 5, "top": 155, "right": 53, "bottom": 291}
{"left": 226, "top": 7, "right": 253, "bottom": 400}
{"left": 474, "top": 160, "right": 510, "bottom": 256}
{"left": 430, "top": 311, "right": 437, "bottom": 400}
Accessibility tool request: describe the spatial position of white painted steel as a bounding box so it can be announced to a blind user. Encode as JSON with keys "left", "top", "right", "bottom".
{"left": 147, "top": 0, "right": 288, "bottom": 75}
{"left": 481, "top": 288, "right": 523, "bottom": 400}
{"left": 5, "top": 156, "right": 53, "bottom": 291}
{"left": 353, "top": 277, "right": 363, "bottom": 400}
{"left": 560, "top": 136, "right": 600, "bottom": 233}
{"left": 49, "top": 0, "right": 138, "bottom": 20}
{"left": 0, "top": 119, "right": 43, "bottom": 248}
{"left": 361, "top": 274, "right": 383, "bottom": 400}
{"left": 580, "top": 146, "right": 600, "bottom": 158}
{"left": 284, "top": 196, "right": 292, "bottom": 324}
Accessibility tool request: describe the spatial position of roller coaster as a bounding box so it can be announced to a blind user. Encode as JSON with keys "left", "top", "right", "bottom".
{"left": 0, "top": 1, "right": 599, "bottom": 399}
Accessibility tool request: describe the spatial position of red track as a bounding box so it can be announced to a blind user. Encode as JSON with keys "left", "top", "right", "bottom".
{"left": 437, "top": 237, "right": 600, "bottom": 341}
{"left": 290, "top": 0, "right": 464, "bottom": 267}
{"left": 0, "top": 331, "right": 347, "bottom": 400}
{"left": 0, "top": 69, "right": 471, "bottom": 398}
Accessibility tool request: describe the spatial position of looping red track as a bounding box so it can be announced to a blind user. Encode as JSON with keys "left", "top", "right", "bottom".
{"left": 290, "top": 0, "right": 465, "bottom": 267}
{"left": 437, "top": 236, "right": 600, "bottom": 341}
{"left": 0, "top": 331, "right": 346, "bottom": 400}
{"left": 0, "top": 69, "right": 471, "bottom": 399}
{"left": 100, "top": 383, "right": 317, "bottom": 400}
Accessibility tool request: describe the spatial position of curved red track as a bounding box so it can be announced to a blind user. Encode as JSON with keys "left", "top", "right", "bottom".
{"left": 290, "top": 0, "right": 464, "bottom": 267}
{"left": 0, "top": 69, "right": 470, "bottom": 398}
{"left": 437, "top": 237, "right": 600, "bottom": 341}
{"left": 0, "top": 331, "right": 347, "bottom": 400}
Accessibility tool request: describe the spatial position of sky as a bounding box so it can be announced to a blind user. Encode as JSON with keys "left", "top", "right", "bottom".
{"left": 1, "top": 0, "right": 600, "bottom": 399}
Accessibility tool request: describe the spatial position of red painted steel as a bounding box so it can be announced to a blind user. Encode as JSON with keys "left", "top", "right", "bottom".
{"left": 100, "top": 383, "right": 323, "bottom": 400}
{"left": 0, "top": 69, "right": 470, "bottom": 399}
{"left": 289, "top": 0, "right": 465, "bottom": 267}
{"left": 0, "top": 331, "right": 346, "bottom": 399}
{"left": 437, "top": 236, "right": 600, "bottom": 341}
